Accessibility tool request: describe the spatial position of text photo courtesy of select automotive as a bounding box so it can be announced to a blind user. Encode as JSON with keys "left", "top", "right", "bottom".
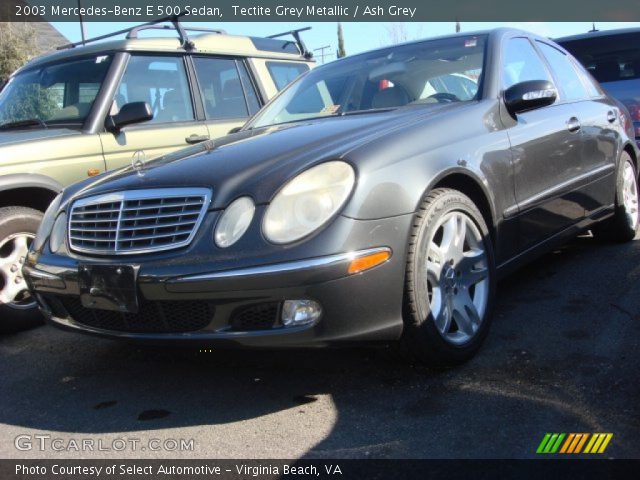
{"left": 0, "top": 2, "right": 640, "bottom": 470}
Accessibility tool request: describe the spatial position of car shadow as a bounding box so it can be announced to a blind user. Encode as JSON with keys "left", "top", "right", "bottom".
{"left": 1, "top": 235, "right": 639, "bottom": 458}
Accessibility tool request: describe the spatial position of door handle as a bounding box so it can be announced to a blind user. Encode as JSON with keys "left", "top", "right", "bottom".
{"left": 607, "top": 110, "right": 617, "bottom": 123}
{"left": 185, "top": 134, "right": 210, "bottom": 144}
{"left": 566, "top": 117, "right": 581, "bottom": 133}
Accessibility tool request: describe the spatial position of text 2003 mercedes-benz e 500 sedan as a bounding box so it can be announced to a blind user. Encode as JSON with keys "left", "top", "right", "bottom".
{"left": 24, "top": 29, "right": 640, "bottom": 365}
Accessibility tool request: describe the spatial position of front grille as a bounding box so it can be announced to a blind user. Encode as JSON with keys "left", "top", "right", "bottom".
{"left": 68, "top": 188, "right": 211, "bottom": 255}
{"left": 230, "top": 302, "right": 281, "bottom": 331}
{"left": 49, "top": 295, "right": 214, "bottom": 333}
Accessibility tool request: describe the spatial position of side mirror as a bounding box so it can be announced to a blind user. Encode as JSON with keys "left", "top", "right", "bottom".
{"left": 105, "top": 102, "right": 153, "bottom": 132}
{"left": 228, "top": 126, "right": 242, "bottom": 134}
{"left": 504, "top": 80, "right": 557, "bottom": 115}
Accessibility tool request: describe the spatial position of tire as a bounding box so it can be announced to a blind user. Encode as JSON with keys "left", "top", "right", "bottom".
{"left": 0, "top": 206, "right": 44, "bottom": 333}
{"left": 593, "top": 152, "right": 639, "bottom": 243}
{"left": 400, "top": 188, "right": 496, "bottom": 366}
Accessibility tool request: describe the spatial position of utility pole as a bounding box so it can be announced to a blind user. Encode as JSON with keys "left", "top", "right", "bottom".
{"left": 313, "top": 45, "right": 333, "bottom": 64}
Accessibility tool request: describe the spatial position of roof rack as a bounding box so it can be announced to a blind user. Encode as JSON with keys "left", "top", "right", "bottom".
{"left": 268, "top": 27, "right": 313, "bottom": 59}
{"left": 57, "top": 12, "right": 313, "bottom": 59}
{"left": 57, "top": 12, "right": 223, "bottom": 51}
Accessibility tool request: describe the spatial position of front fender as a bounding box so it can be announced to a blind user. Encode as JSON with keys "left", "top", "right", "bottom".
{"left": 0, "top": 173, "right": 63, "bottom": 194}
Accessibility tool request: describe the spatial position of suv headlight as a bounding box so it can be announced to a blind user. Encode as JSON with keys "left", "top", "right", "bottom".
{"left": 33, "top": 193, "right": 62, "bottom": 252}
{"left": 263, "top": 161, "right": 355, "bottom": 244}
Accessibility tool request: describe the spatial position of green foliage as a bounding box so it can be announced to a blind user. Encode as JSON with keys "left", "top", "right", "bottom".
{"left": 0, "top": 22, "right": 38, "bottom": 84}
{"left": 337, "top": 23, "right": 346, "bottom": 58}
{"left": 0, "top": 23, "right": 60, "bottom": 125}
{"left": 0, "top": 83, "right": 59, "bottom": 124}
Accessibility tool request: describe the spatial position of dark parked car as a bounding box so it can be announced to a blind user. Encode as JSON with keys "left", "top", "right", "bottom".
{"left": 24, "top": 29, "right": 639, "bottom": 366}
{"left": 557, "top": 28, "right": 640, "bottom": 145}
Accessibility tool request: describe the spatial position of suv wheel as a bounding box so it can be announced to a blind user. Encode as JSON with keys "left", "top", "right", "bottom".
{"left": 0, "top": 207, "right": 44, "bottom": 333}
{"left": 400, "top": 188, "right": 496, "bottom": 366}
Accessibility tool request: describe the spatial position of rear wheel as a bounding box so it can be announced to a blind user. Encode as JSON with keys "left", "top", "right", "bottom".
{"left": 594, "top": 152, "right": 639, "bottom": 242}
{"left": 0, "top": 207, "right": 44, "bottom": 333}
{"left": 400, "top": 188, "right": 496, "bottom": 366}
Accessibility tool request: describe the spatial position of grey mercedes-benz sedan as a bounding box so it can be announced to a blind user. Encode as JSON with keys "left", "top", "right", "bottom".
{"left": 24, "top": 28, "right": 640, "bottom": 366}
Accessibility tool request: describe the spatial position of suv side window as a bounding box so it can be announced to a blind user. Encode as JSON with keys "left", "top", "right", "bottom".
{"left": 116, "top": 56, "right": 194, "bottom": 124}
{"left": 536, "top": 42, "right": 589, "bottom": 101}
{"left": 267, "top": 62, "right": 310, "bottom": 90}
{"left": 503, "top": 37, "right": 552, "bottom": 89}
{"left": 193, "top": 57, "right": 260, "bottom": 119}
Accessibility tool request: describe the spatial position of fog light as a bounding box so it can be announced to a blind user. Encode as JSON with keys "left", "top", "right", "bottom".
{"left": 281, "top": 300, "right": 322, "bottom": 326}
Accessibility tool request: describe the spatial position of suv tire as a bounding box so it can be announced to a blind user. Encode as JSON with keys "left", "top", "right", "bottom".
{"left": 0, "top": 206, "right": 44, "bottom": 333}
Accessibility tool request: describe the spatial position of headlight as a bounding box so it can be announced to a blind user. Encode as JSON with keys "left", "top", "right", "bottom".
{"left": 263, "top": 161, "right": 355, "bottom": 244}
{"left": 214, "top": 196, "right": 255, "bottom": 248}
{"left": 33, "top": 193, "right": 62, "bottom": 252}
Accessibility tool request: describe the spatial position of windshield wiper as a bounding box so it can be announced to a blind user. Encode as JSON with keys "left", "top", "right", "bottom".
{"left": 338, "top": 107, "right": 396, "bottom": 116}
{"left": 250, "top": 107, "right": 396, "bottom": 130}
{"left": 0, "top": 118, "right": 48, "bottom": 130}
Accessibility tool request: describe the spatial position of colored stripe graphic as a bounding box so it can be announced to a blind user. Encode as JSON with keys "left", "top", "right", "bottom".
{"left": 559, "top": 433, "right": 575, "bottom": 453}
{"left": 574, "top": 433, "right": 589, "bottom": 453}
{"left": 537, "top": 433, "right": 565, "bottom": 453}
{"left": 584, "top": 433, "right": 613, "bottom": 454}
{"left": 539, "top": 433, "right": 613, "bottom": 454}
{"left": 537, "top": 433, "right": 552, "bottom": 454}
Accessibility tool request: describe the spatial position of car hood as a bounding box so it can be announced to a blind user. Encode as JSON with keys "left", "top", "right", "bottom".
{"left": 0, "top": 128, "right": 78, "bottom": 146}
{"left": 67, "top": 103, "right": 469, "bottom": 208}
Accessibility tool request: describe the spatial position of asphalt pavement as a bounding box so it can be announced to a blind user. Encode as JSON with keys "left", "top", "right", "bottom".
{"left": 1, "top": 234, "right": 639, "bottom": 459}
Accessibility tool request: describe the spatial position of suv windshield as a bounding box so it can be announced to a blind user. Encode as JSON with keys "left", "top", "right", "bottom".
{"left": 0, "top": 55, "right": 112, "bottom": 129}
{"left": 248, "top": 35, "right": 486, "bottom": 129}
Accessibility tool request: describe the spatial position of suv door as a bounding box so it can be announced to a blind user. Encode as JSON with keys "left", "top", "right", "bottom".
{"left": 99, "top": 54, "right": 209, "bottom": 171}
{"left": 536, "top": 40, "right": 618, "bottom": 215}
{"left": 503, "top": 37, "right": 586, "bottom": 250}
{"left": 191, "top": 57, "right": 261, "bottom": 139}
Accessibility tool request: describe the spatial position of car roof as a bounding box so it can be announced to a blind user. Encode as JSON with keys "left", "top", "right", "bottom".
{"left": 555, "top": 27, "right": 640, "bottom": 42}
{"left": 18, "top": 31, "right": 313, "bottom": 72}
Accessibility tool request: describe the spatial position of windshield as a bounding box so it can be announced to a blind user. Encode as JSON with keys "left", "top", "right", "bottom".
{"left": 0, "top": 55, "right": 112, "bottom": 128}
{"left": 248, "top": 35, "right": 486, "bottom": 129}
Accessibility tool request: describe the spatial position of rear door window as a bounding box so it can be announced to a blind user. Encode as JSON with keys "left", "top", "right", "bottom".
{"left": 536, "top": 41, "right": 589, "bottom": 101}
{"left": 193, "top": 57, "right": 261, "bottom": 119}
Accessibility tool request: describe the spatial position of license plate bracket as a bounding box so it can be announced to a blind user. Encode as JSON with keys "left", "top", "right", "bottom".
{"left": 78, "top": 265, "right": 139, "bottom": 313}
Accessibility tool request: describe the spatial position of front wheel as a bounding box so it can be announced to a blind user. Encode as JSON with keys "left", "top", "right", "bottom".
{"left": 400, "top": 188, "right": 496, "bottom": 366}
{"left": 0, "top": 206, "right": 45, "bottom": 333}
{"left": 594, "top": 152, "right": 639, "bottom": 242}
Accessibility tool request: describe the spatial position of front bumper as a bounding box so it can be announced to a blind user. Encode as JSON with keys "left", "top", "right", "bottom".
{"left": 24, "top": 215, "right": 411, "bottom": 347}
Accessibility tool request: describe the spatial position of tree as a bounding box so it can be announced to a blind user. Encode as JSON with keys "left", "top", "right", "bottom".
{"left": 382, "top": 23, "right": 424, "bottom": 46}
{"left": 336, "top": 23, "right": 346, "bottom": 58}
{"left": 0, "top": 22, "right": 38, "bottom": 84}
{"left": 456, "top": 21, "right": 461, "bottom": 33}
{"left": 0, "top": 23, "right": 58, "bottom": 124}
{"left": 384, "top": 23, "right": 410, "bottom": 45}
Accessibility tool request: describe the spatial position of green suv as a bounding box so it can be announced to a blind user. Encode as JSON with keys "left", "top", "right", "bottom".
{"left": 0, "top": 18, "right": 313, "bottom": 332}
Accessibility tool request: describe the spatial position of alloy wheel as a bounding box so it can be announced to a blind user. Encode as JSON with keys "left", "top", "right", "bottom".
{"left": 622, "top": 160, "right": 639, "bottom": 231}
{"left": 0, "top": 233, "right": 36, "bottom": 309}
{"left": 425, "top": 211, "right": 489, "bottom": 345}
